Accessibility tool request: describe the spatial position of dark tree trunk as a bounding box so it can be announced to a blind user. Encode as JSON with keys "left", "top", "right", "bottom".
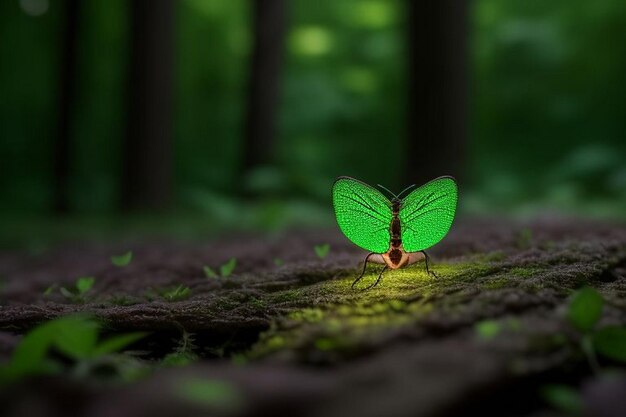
{"left": 241, "top": 0, "right": 287, "bottom": 184}
{"left": 122, "top": 0, "right": 174, "bottom": 211}
{"left": 405, "top": 0, "right": 469, "bottom": 185}
{"left": 53, "top": 0, "right": 80, "bottom": 214}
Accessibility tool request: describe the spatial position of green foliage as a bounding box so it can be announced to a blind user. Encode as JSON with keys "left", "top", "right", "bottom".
{"left": 314, "top": 243, "right": 330, "bottom": 259}
{"left": 274, "top": 258, "right": 284, "bottom": 266}
{"left": 57, "top": 276, "right": 96, "bottom": 303}
{"left": 220, "top": 258, "right": 237, "bottom": 277}
{"left": 176, "top": 378, "right": 243, "bottom": 412}
{"left": 203, "top": 265, "right": 218, "bottom": 278}
{"left": 0, "top": 315, "right": 146, "bottom": 383}
{"left": 567, "top": 287, "right": 604, "bottom": 332}
{"left": 592, "top": 327, "right": 626, "bottom": 363}
{"left": 111, "top": 251, "right": 133, "bottom": 267}
{"left": 203, "top": 258, "right": 237, "bottom": 278}
{"left": 76, "top": 276, "right": 95, "bottom": 294}
{"left": 541, "top": 384, "right": 583, "bottom": 416}
{"left": 162, "top": 285, "right": 191, "bottom": 302}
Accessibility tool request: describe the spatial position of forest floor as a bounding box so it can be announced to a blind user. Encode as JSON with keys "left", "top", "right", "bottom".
{"left": 1, "top": 217, "right": 625, "bottom": 417}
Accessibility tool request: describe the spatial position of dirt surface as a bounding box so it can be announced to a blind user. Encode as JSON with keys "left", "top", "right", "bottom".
{"left": 1, "top": 217, "right": 626, "bottom": 417}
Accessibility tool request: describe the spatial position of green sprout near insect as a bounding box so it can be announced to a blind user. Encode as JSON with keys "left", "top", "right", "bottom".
{"left": 111, "top": 251, "right": 133, "bottom": 267}
{"left": 203, "top": 258, "right": 237, "bottom": 278}
{"left": 333, "top": 176, "right": 457, "bottom": 289}
{"left": 314, "top": 244, "right": 330, "bottom": 259}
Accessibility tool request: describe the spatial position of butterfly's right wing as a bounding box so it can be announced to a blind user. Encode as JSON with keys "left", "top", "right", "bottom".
{"left": 332, "top": 177, "right": 392, "bottom": 254}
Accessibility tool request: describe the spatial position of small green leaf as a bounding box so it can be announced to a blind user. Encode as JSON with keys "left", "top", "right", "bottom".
{"left": 541, "top": 384, "right": 583, "bottom": 415}
{"left": 163, "top": 285, "right": 191, "bottom": 302}
{"left": 76, "top": 277, "right": 95, "bottom": 295}
{"left": 593, "top": 326, "right": 626, "bottom": 363}
{"left": 273, "top": 258, "right": 284, "bottom": 266}
{"left": 59, "top": 287, "right": 74, "bottom": 299}
{"left": 111, "top": 251, "right": 133, "bottom": 267}
{"left": 220, "top": 258, "right": 237, "bottom": 277}
{"left": 93, "top": 332, "right": 147, "bottom": 356}
{"left": 43, "top": 285, "right": 56, "bottom": 296}
{"left": 52, "top": 316, "right": 99, "bottom": 359}
{"left": 3, "top": 321, "right": 59, "bottom": 380}
{"left": 314, "top": 244, "right": 330, "bottom": 259}
{"left": 567, "top": 287, "right": 604, "bottom": 332}
{"left": 475, "top": 320, "right": 501, "bottom": 340}
{"left": 203, "top": 266, "right": 218, "bottom": 279}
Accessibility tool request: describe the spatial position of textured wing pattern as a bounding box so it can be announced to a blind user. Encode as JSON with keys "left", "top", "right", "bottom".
{"left": 332, "top": 177, "right": 392, "bottom": 253}
{"left": 399, "top": 176, "right": 458, "bottom": 252}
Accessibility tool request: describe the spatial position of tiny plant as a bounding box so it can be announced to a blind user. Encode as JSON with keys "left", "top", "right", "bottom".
{"left": 0, "top": 315, "right": 146, "bottom": 384}
{"left": 220, "top": 258, "right": 236, "bottom": 277}
{"left": 111, "top": 251, "right": 133, "bottom": 267}
{"left": 542, "top": 286, "right": 626, "bottom": 414}
{"left": 273, "top": 258, "right": 284, "bottom": 266}
{"left": 203, "top": 258, "right": 237, "bottom": 279}
{"left": 203, "top": 265, "right": 218, "bottom": 278}
{"left": 314, "top": 243, "right": 330, "bottom": 259}
{"left": 162, "top": 285, "right": 191, "bottom": 302}
{"left": 58, "top": 277, "right": 96, "bottom": 303}
{"left": 162, "top": 329, "right": 198, "bottom": 367}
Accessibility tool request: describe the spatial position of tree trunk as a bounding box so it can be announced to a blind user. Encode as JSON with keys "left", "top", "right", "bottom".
{"left": 53, "top": 0, "right": 80, "bottom": 214}
{"left": 241, "top": 0, "right": 287, "bottom": 186}
{"left": 405, "top": 0, "right": 469, "bottom": 186}
{"left": 122, "top": 0, "right": 174, "bottom": 211}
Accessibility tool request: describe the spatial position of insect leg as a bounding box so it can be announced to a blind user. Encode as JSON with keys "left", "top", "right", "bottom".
{"left": 352, "top": 252, "right": 376, "bottom": 289}
{"left": 364, "top": 265, "right": 387, "bottom": 290}
{"left": 420, "top": 250, "right": 438, "bottom": 278}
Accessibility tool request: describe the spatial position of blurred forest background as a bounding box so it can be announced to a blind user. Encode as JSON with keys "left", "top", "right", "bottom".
{"left": 1, "top": 0, "right": 625, "bottom": 245}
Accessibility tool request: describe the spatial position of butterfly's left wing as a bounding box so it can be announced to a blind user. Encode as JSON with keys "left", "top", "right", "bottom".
{"left": 399, "top": 176, "right": 458, "bottom": 253}
{"left": 332, "top": 177, "right": 392, "bottom": 253}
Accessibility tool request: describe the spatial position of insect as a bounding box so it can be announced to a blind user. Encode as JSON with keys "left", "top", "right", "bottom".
{"left": 332, "top": 176, "right": 458, "bottom": 289}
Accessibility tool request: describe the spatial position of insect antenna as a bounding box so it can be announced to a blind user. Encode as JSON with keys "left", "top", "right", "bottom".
{"left": 376, "top": 184, "right": 397, "bottom": 199}
{"left": 396, "top": 184, "right": 417, "bottom": 199}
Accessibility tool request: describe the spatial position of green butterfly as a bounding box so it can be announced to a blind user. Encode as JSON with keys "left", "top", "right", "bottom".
{"left": 332, "top": 176, "right": 458, "bottom": 289}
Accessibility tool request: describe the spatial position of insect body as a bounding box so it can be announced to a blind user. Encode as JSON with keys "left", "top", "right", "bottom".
{"left": 332, "top": 176, "right": 458, "bottom": 289}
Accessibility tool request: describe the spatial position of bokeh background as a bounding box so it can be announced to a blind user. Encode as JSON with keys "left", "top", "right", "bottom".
{"left": 1, "top": 0, "right": 625, "bottom": 245}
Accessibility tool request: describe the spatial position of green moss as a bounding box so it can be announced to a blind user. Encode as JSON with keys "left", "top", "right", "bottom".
{"left": 289, "top": 308, "right": 324, "bottom": 323}
{"left": 245, "top": 259, "right": 521, "bottom": 359}
{"left": 270, "top": 289, "right": 303, "bottom": 303}
{"left": 482, "top": 277, "right": 510, "bottom": 289}
{"left": 248, "top": 297, "right": 267, "bottom": 309}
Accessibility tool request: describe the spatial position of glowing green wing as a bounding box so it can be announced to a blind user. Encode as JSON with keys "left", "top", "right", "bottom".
{"left": 399, "top": 176, "right": 458, "bottom": 253}
{"left": 332, "top": 177, "right": 392, "bottom": 253}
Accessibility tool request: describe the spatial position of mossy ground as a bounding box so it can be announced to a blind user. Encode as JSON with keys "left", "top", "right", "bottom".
{"left": 0, "top": 218, "right": 625, "bottom": 417}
